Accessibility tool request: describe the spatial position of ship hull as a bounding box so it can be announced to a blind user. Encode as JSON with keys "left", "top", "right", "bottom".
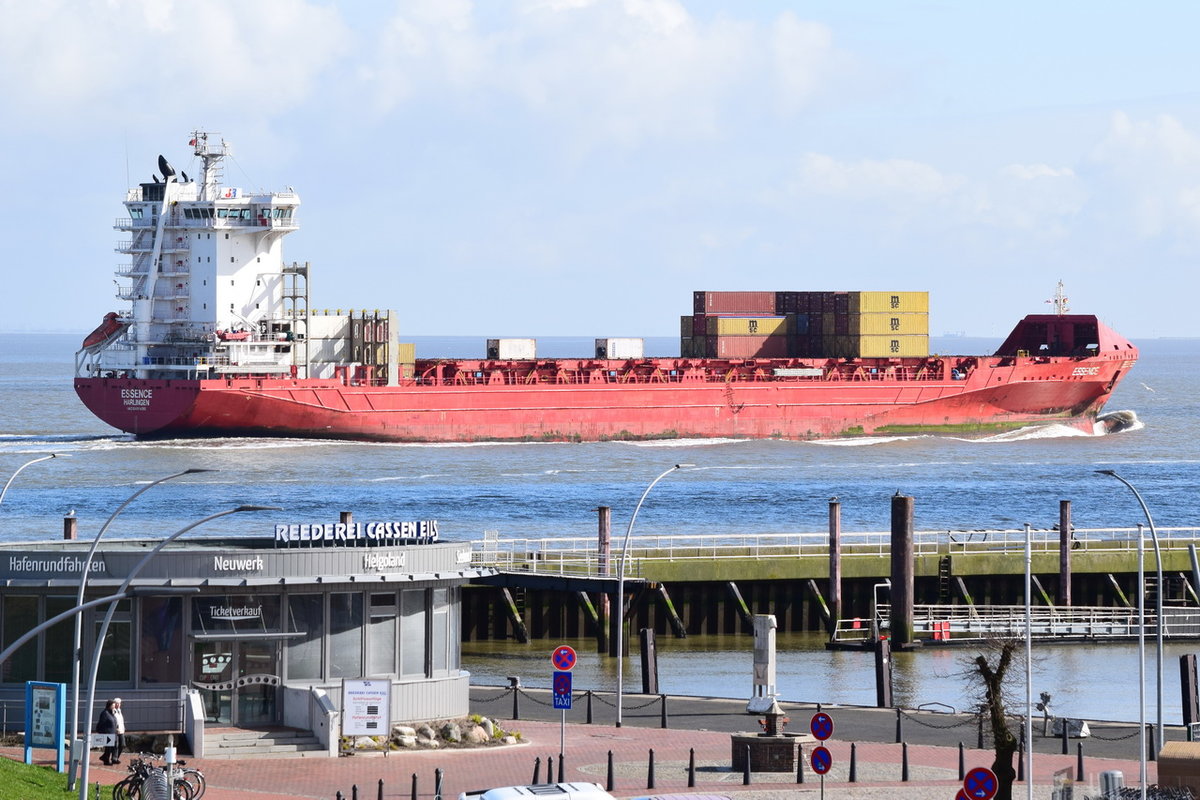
{"left": 74, "top": 353, "right": 1133, "bottom": 442}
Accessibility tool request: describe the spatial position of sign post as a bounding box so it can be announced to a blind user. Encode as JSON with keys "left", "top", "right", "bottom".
{"left": 809, "top": 711, "right": 834, "bottom": 800}
{"left": 551, "top": 645, "right": 577, "bottom": 759}
{"left": 340, "top": 679, "right": 392, "bottom": 755}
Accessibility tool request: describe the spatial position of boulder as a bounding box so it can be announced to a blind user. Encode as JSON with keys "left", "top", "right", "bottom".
{"left": 392, "top": 725, "right": 416, "bottom": 739}
{"left": 394, "top": 735, "right": 417, "bottom": 748}
{"left": 481, "top": 718, "right": 495, "bottom": 738}
{"left": 416, "top": 724, "right": 436, "bottom": 741}
{"left": 440, "top": 722, "right": 462, "bottom": 742}
{"left": 464, "top": 726, "right": 490, "bottom": 744}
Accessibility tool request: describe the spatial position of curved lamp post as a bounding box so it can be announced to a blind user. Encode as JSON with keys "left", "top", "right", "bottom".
{"left": 78, "top": 504, "right": 279, "bottom": 800}
{"left": 614, "top": 464, "right": 692, "bottom": 728}
{"left": 68, "top": 468, "right": 214, "bottom": 789}
{"left": 1099, "top": 472, "right": 1161, "bottom": 762}
{"left": 0, "top": 453, "right": 66, "bottom": 505}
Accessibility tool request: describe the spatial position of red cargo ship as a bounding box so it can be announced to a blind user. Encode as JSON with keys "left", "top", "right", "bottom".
{"left": 74, "top": 134, "right": 1138, "bottom": 442}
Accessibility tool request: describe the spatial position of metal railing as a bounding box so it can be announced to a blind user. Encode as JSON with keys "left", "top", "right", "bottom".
{"left": 471, "top": 527, "right": 1200, "bottom": 577}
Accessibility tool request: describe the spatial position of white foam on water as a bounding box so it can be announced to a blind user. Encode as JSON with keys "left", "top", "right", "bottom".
{"left": 809, "top": 435, "right": 933, "bottom": 447}
{"left": 615, "top": 438, "right": 754, "bottom": 448}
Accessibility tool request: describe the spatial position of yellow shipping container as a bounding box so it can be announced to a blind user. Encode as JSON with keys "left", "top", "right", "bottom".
{"left": 849, "top": 312, "right": 929, "bottom": 336}
{"left": 848, "top": 334, "right": 929, "bottom": 358}
{"left": 681, "top": 315, "right": 693, "bottom": 338}
{"left": 706, "top": 316, "right": 792, "bottom": 336}
{"left": 849, "top": 291, "right": 929, "bottom": 314}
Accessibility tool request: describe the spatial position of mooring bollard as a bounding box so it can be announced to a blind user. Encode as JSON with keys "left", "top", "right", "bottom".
{"left": 532, "top": 756, "right": 541, "bottom": 784}
{"left": 688, "top": 748, "right": 696, "bottom": 787}
{"left": 558, "top": 752, "right": 565, "bottom": 783}
{"left": 586, "top": 690, "right": 593, "bottom": 724}
{"left": 958, "top": 742, "right": 965, "bottom": 780}
{"left": 1077, "top": 741, "right": 1085, "bottom": 781}
{"left": 434, "top": 768, "right": 444, "bottom": 800}
{"left": 378, "top": 778, "right": 384, "bottom": 800}
{"left": 647, "top": 748, "right": 655, "bottom": 789}
{"left": 901, "top": 742, "right": 909, "bottom": 782}
{"left": 895, "top": 707, "right": 903, "bottom": 743}
{"left": 849, "top": 742, "right": 858, "bottom": 783}
{"left": 606, "top": 750, "right": 614, "bottom": 791}
{"left": 411, "top": 773, "right": 418, "bottom": 800}
{"left": 743, "top": 745, "right": 751, "bottom": 785}
{"left": 660, "top": 694, "right": 668, "bottom": 729}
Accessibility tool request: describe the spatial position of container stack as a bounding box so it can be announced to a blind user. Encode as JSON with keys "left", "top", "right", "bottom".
{"left": 681, "top": 291, "right": 929, "bottom": 359}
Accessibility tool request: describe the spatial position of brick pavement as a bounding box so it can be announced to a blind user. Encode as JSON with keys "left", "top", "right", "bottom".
{"left": 9, "top": 716, "right": 1153, "bottom": 800}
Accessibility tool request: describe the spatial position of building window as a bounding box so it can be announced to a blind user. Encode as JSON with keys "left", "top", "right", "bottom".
{"left": 45, "top": 597, "right": 75, "bottom": 683}
{"left": 400, "top": 590, "right": 426, "bottom": 677}
{"left": 286, "top": 594, "right": 324, "bottom": 680}
{"left": 140, "top": 597, "right": 182, "bottom": 687}
{"left": 431, "top": 588, "right": 449, "bottom": 675}
{"left": 329, "top": 593, "right": 363, "bottom": 678}
{"left": 2, "top": 596, "right": 38, "bottom": 682}
{"left": 368, "top": 593, "right": 397, "bottom": 676}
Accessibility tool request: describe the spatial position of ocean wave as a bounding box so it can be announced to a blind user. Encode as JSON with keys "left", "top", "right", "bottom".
{"left": 809, "top": 435, "right": 933, "bottom": 447}
{"left": 615, "top": 438, "right": 754, "bottom": 448}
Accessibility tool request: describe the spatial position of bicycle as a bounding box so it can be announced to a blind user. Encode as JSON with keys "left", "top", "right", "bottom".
{"left": 111, "top": 753, "right": 197, "bottom": 800}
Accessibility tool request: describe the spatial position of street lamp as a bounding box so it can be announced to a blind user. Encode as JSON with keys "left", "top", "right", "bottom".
{"left": 1096, "top": 469, "right": 1163, "bottom": 757}
{"left": 0, "top": 453, "right": 66, "bottom": 505}
{"left": 68, "top": 468, "right": 213, "bottom": 789}
{"left": 77, "top": 505, "right": 279, "bottom": 800}
{"left": 614, "top": 464, "right": 692, "bottom": 728}
{"left": 1023, "top": 523, "right": 1033, "bottom": 800}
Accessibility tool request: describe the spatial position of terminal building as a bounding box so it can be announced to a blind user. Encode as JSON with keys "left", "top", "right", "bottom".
{"left": 0, "top": 517, "right": 488, "bottom": 753}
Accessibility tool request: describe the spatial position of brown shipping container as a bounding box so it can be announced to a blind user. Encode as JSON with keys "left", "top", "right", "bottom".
{"left": 693, "top": 315, "right": 709, "bottom": 336}
{"left": 849, "top": 291, "right": 930, "bottom": 314}
{"left": 681, "top": 316, "right": 693, "bottom": 338}
{"left": 775, "top": 291, "right": 798, "bottom": 314}
{"left": 694, "top": 291, "right": 777, "bottom": 315}
{"left": 715, "top": 334, "right": 791, "bottom": 359}
{"left": 849, "top": 312, "right": 929, "bottom": 336}
{"left": 806, "top": 312, "right": 824, "bottom": 335}
{"left": 707, "top": 316, "right": 792, "bottom": 336}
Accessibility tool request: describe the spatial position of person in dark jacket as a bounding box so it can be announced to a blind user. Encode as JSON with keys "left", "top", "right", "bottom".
{"left": 95, "top": 698, "right": 125, "bottom": 765}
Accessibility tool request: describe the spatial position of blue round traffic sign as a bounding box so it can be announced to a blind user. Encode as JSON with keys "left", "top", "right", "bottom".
{"left": 810, "top": 711, "right": 834, "bottom": 741}
{"left": 810, "top": 745, "right": 832, "bottom": 775}
{"left": 552, "top": 645, "right": 577, "bottom": 671}
{"left": 963, "top": 766, "right": 998, "bottom": 800}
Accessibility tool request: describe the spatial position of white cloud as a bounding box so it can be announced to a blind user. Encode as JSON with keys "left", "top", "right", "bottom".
{"left": 0, "top": 0, "right": 350, "bottom": 128}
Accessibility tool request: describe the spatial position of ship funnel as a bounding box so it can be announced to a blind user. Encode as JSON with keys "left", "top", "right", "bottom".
{"left": 158, "top": 154, "right": 176, "bottom": 179}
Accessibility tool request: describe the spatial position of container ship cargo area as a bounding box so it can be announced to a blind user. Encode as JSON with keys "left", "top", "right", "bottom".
{"left": 74, "top": 133, "right": 1138, "bottom": 443}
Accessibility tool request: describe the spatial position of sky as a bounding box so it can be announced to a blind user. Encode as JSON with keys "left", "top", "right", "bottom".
{"left": 2, "top": 1, "right": 1199, "bottom": 339}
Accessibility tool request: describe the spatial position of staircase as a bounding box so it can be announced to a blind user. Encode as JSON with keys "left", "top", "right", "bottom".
{"left": 202, "top": 728, "right": 326, "bottom": 759}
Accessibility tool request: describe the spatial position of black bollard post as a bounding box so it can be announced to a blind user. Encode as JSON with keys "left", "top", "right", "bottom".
{"left": 352, "top": 785, "right": 359, "bottom": 800}
{"left": 532, "top": 756, "right": 542, "bottom": 784}
{"left": 647, "top": 748, "right": 655, "bottom": 789}
{"left": 660, "top": 694, "right": 668, "bottom": 729}
{"left": 849, "top": 742, "right": 858, "bottom": 783}
{"left": 587, "top": 690, "right": 593, "bottom": 725}
{"left": 411, "top": 773, "right": 418, "bottom": 800}
{"left": 688, "top": 748, "right": 696, "bottom": 788}
{"left": 434, "top": 768, "right": 444, "bottom": 800}
{"left": 796, "top": 744, "right": 804, "bottom": 784}
{"left": 558, "top": 752, "right": 565, "bottom": 783}
{"left": 895, "top": 707, "right": 903, "bottom": 743}
{"left": 336, "top": 793, "right": 344, "bottom": 800}
{"left": 1017, "top": 737, "right": 1025, "bottom": 782}
{"left": 977, "top": 707, "right": 985, "bottom": 750}
{"left": 1062, "top": 720, "right": 1069, "bottom": 755}
{"left": 607, "top": 750, "right": 615, "bottom": 792}
{"left": 958, "top": 742, "right": 965, "bottom": 780}
{"left": 1149, "top": 724, "right": 1157, "bottom": 762}
{"left": 547, "top": 756, "right": 554, "bottom": 784}
{"left": 512, "top": 686, "right": 520, "bottom": 721}
{"left": 378, "top": 779, "right": 384, "bottom": 800}
{"left": 902, "top": 742, "right": 909, "bottom": 782}
{"left": 1077, "top": 741, "right": 1085, "bottom": 782}
{"left": 743, "top": 745, "right": 751, "bottom": 785}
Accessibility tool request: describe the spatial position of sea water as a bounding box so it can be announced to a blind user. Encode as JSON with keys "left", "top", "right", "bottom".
{"left": 2, "top": 332, "right": 1199, "bottom": 722}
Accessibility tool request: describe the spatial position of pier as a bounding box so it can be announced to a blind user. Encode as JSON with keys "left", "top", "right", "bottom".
{"left": 462, "top": 500, "right": 1200, "bottom": 647}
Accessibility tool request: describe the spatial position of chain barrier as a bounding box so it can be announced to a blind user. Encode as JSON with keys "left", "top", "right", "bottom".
{"left": 516, "top": 688, "right": 558, "bottom": 708}
{"left": 898, "top": 708, "right": 978, "bottom": 730}
{"left": 469, "top": 688, "right": 512, "bottom": 704}
{"left": 1087, "top": 726, "right": 1144, "bottom": 742}
{"left": 589, "top": 692, "right": 662, "bottom": 711}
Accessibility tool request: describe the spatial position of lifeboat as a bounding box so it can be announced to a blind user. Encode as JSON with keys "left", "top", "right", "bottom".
{"left": 217, "top": 330, "right": 252, "bottom": 341}
{"left": 81, "top": 312, "right": 129, "bottom": 354}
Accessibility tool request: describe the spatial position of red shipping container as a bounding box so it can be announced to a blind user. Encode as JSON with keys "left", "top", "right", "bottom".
{"left": 714, "top": 334, "right": 791, "bottom": 359}
{"left": 694, "top": 291, "right": 777, "bottom": 315}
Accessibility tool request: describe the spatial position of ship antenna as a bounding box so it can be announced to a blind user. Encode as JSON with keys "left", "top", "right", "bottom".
{"left": 1046, "top": 280, "right": 1069, "bottom": 316}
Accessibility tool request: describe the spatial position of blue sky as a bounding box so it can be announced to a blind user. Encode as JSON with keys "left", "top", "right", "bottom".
{"left": 3, "top": 1, "right": 1199, "bottom": 338}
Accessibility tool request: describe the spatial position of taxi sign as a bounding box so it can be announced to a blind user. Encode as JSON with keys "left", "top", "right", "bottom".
{"left": 552, "top": 670, "right": 573, "bottom": 709}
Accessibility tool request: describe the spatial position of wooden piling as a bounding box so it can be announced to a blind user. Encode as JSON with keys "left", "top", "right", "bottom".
{"left": 890, "top": 495, "right": 915, "bottom": 646}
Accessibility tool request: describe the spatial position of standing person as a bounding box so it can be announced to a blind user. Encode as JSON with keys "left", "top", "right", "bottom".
{"left": 95, "top": 698, "right": 125, "bottom": 765}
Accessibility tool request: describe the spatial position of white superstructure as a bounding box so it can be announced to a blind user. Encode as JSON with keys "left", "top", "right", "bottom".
{"left": 76, "top": 132, "right": 398, "bottom": 384}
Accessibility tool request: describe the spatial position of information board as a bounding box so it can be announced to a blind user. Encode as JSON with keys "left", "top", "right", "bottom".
{"left": 24, "top": 682, "right": 65, "bottom": 771}
{"left": 341, "top": 678, "right": 392, "bottom": 736}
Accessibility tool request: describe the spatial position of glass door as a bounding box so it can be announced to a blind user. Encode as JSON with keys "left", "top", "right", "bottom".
{"left": 191, "top": 640, "right": 281, "bottom": 726}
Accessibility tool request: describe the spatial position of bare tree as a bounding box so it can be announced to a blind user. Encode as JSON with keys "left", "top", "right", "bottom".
{"left": 963, "top": 638, "right": 1022, "bottom": 800}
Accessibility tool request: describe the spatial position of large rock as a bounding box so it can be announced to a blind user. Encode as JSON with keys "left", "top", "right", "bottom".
{"left": 392, "top": 725, "right": 416, "bottom": 739}
{"left": 440, "top": 722, "right": 462, "bottom": 743}
{"left": 416, "top": 724, "right": 436, "bottom": 741}
{"left": 394, "top": 735, "right": 417, "bottom": 748}
{"left": 464, "top": 726, "right": 490, "bottom": 744}
{"left": 481, "top": 718, "right": 496, "bottom": 738}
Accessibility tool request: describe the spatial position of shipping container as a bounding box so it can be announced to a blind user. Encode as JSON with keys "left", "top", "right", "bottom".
{"left": 706, "top": 315, "right": 792, "bottom": 336}
{"left": 849, "top": 312, "right": 929, "bottom": 336}
{"left": 595, "top": 338, "right": 644, "bottom": 359}
{"left": 713, "top": 334, "right": 791, "bottom": 359}
{"left": 834, "top": 334, "right": 929, "bottom": 358}
{"left": 775, "top": 291, "right": 799, "bottom": 314}
{"left": 693, "top": 291, "right": 777, "bottom": 315}
{"left": 680, "top": 316, "right": 693, "bottom": 338}
{"left": 849, "top": 291, "right": 929, "bottom": 314}
{"left": 692, "top": 314, "right": 709, "bottom": 336}
{"left": 680, "top": 336, "right": 696, "bottom": 358}
{"left": 486, "top": 338, "right": 537, "bottom": 360}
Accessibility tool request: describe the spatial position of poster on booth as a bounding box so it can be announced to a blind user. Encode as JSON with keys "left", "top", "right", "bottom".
{"left": 341, "top": 679, "right": 392, "bottom": 737}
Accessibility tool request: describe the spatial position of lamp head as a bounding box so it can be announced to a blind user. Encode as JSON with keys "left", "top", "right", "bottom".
{"left": 233, "top": 505, "right": 283, "bottom": 513}
{"left": 674, "top": 463, "right": 696, "bottom": 469}
{"left": 1095, "top": 469, "right": 1117, "bottom": 477}
{"left": 183, "top": 468, "right": 216, "bottom": 475}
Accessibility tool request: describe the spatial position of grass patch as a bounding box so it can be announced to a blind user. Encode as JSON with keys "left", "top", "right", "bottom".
{"left": 0, "top": 755, "right": 88, "bottom": 800}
